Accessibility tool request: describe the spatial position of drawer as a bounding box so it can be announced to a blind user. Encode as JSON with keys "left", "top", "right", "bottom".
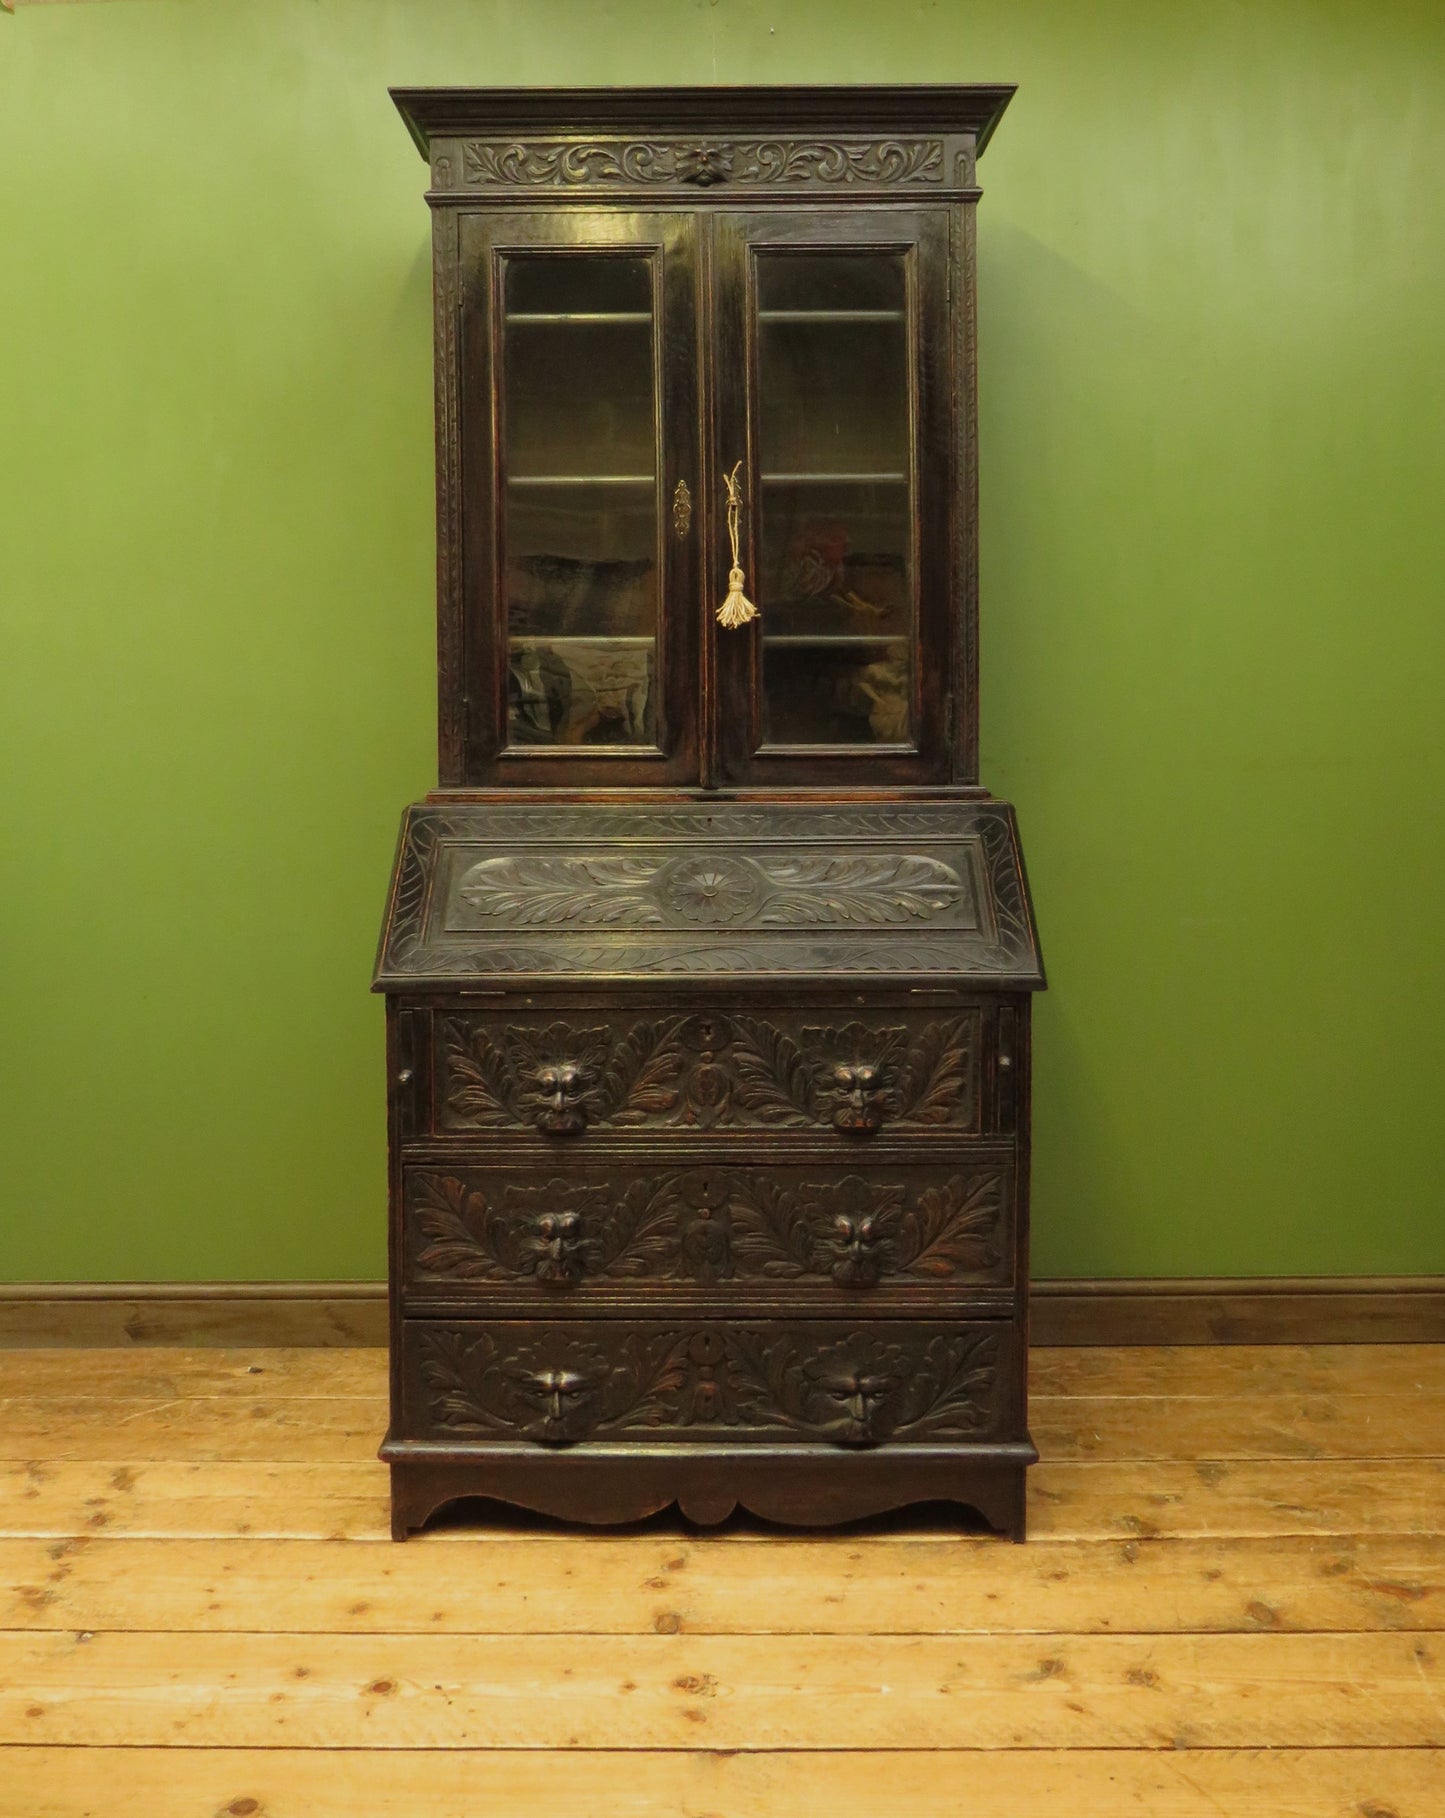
{"left": 400, "top": 1154, "right": 1015, "bottom": 1304}
{"left": 400, "top": 1316, "right": 1019, "bottom": 1449}
{"left": 429, "top": 1005, "right": 990, "bottom": 1139}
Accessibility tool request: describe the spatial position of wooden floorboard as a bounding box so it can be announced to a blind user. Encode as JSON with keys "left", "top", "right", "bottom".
{"left": 0, "top": 1344, "right": 1440, "bottom": 1815}
{"left": 1, "top": 1747, "right": 1440, "bottom": 1818}
{"left": 2, "top": 1339, "right": 1440, "bottom": 1400}
{"left": 2, "top": 1532, "right": 1442, "bottom": 1635}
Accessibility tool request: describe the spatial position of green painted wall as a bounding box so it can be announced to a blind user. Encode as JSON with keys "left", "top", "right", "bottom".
{"left": 2, "top": 0, "right": 1442, "bottom": 1282}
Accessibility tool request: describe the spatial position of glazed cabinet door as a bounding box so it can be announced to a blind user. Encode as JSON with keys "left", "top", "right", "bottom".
{"left": 711, "top": 209, "right": 955, "bottom": 786}
{"left": 456, "top": 212, "right": 702, "bottom": 784}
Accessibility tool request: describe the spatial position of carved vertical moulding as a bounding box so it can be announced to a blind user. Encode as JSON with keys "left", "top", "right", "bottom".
{"left": 431, "top": 211, "right": 464, "bottom": 779}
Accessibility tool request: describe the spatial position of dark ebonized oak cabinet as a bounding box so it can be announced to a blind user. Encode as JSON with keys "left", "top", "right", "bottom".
{"left": 377, "top": 85, "right": 1044, "bottom": 1539}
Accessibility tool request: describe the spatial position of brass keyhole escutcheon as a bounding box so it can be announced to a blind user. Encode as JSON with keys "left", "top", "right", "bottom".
{"left": 672, "top": 478, "right": 692, "bottom": 539}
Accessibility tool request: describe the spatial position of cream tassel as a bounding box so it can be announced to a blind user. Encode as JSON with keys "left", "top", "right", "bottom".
{"left": 716, "top": 461, "right": 759, "bottom": 628}
{"left": 718, "top": 565, "right": 757, "bottom": 629}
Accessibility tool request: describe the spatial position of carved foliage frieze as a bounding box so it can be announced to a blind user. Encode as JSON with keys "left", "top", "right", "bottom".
{"left": 450, "top": 849, "right": 970, "bottom": 932}
{"left": 459, "top": 138, "right": 945, "bottom": 190}
{"left": 407, "top": 1166, "right": 1006, "bottom": 1291}
{"left": 416, "top": 1322, "right": 1002, "bottom": 1446}
{"left": 438, "top": 1011, "right": 979, "bottom": 1136}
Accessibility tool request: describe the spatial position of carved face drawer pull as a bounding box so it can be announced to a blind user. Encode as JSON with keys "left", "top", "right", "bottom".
{"left": 831, "top": 1210, "right": 885, "bottom": 1287}
{"left": 529, "top": 1210, "right": 588, "bottom": 1284}
{"left": 532, "top": 1060, "right": 593, "bottom": 1135}
{"left": 831, "top": 1061, "right": 888, "bottom": 1133}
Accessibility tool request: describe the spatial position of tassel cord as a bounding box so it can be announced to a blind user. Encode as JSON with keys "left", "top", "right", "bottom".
{"left": 717, "top": 460, "right": 759, "bottom": 628}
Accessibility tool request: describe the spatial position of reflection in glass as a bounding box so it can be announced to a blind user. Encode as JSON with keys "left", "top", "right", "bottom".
{"left": 500, "top": 253, "right": 659, "bottom": 747}
{"left": 755, "top": 251, "right": 914, "bottom": 746}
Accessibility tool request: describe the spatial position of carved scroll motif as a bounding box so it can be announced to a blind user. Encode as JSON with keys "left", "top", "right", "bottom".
{"left": 460, "top": 138, "right": 945, "bottom": 190}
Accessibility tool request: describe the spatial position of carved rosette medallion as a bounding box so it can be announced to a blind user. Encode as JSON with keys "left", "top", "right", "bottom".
{"left": 653, "top": 854, "right": 768, "bottom": 924}
{"left": 458, "top": 137, "right": 945, "bottom": 190}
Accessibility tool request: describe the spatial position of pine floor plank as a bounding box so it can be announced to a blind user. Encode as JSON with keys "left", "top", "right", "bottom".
{"left": 0, "top": 1397, "right": 380, "bottom": 1462}
{"left": 1031, "top": 1393, "right": 1445, "bottom": 1460}
{"left": 3, "top": 1389, "right": 1442, "bottom": 1463}
{"left": 5, "top": 1456, "right": 1444, "bottom": 1541}
{"left": 0, "top": 1349, "right": 386, "bottom": 1401}
{"left": 2, "top": 1746, "right": 1441, "bottom": 1818}
{"left": 2, "top": 1531, "right": 1441, "bottom": 1636}
{"left": 2, "top": 1342, "right": 1443, "bottom": 1810}
{"left": 0, "top": 1460, "right": 392, "bottom": 1542}
{"left": 5, "top": 1341, "right": 1441, "bottom": 1403}
{"left": 1030, "top": 1457, "right": 1445, "bottom": 1539}
{"left": 3, "top": 1629, "right": 1443, "bottom": 1749}
{"left": 1032, "top": 1343, "right": 1445, "bottom": 1399}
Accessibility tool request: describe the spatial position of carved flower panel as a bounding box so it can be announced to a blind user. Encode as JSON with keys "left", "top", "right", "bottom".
{"left": 376, "top": 801, "right": 1043, "bottom": 986}
{"left": 436, "top": 1010, "right": 981, "bottom": 1136}
{"left": 408, "top": 1321, "right": 1007, "bottom": 1448}
{"left": 448, "top": 848, "right": 973, "bottom": 932}
{"left": 403, "top": 1164, "right": 1011, "bottom": 1294}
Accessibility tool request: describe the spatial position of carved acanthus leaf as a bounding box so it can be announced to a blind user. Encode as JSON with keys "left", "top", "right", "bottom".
{"left": 725, "top": 1016, "right": 816, "bottom": 1126}
{"left": 441, "top": 1017, "right": 520, "bottom": 1128}
{"left": 896, "top": 1174, "right": 1004, "bottom": 1277}
{"left": 894, "top": 1015, "right": 975, "bottom": 1125}
{"left": 595, "top": 1020, "right": 686, "bottom": 1126}
{"left": 758, "top": 853, "right": 961, "bottom": 926}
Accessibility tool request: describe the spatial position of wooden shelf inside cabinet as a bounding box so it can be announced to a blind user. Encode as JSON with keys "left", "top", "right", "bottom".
{"left": 378, "top": 83, "right": 1041, "bottom": 1542}
{"left": 760, "top": 471, "right": 910, "bottom": 484}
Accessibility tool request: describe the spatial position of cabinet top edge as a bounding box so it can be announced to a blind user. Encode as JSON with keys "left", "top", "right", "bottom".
{"left": 389, "top": 84, "right": 1017, "bottom": 158}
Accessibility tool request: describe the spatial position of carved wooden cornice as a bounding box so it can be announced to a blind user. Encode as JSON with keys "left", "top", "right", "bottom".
{"left": 392, "top": 85, "right": 1012, "bottom": 197}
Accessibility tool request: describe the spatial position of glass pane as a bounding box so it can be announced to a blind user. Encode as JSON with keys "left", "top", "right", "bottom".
{"left": 754, "top": 251, "right": 913, "bottom": 747}
{"left": 500, "top": 253, "right": 658, "bottom": 748}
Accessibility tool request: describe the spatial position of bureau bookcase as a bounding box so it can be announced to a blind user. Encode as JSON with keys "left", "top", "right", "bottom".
{"left": 376, "top": 85, "right": 1044, "bottom": 1538}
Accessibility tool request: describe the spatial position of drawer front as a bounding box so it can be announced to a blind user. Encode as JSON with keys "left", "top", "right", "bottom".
{"left": 401, "top": 1155, "right": 1014, "bottom": 1303}
{"left": 433, "top": 1006, "right": 985, "bottom": 1139}
{"left": 401, "top": 1317, "right": 1018, "bottom": 1449}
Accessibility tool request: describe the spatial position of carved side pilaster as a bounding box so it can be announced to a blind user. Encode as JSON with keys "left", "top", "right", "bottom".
{"left": 432, "top": 211, "right": 464, "bottom": 781}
